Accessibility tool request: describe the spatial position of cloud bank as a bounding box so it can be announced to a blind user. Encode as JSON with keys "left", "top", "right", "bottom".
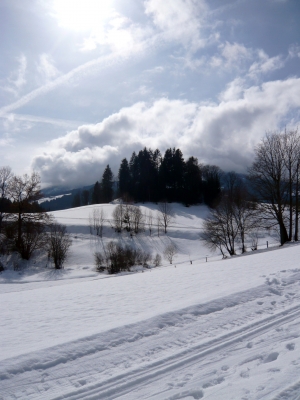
{"left": 32, "top": 77, "right": 300, "bottom": 187}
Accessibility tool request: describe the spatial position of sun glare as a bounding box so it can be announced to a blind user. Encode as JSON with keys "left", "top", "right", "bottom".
{"left": 52, "top": 0, "right": 113, "bottom": 31}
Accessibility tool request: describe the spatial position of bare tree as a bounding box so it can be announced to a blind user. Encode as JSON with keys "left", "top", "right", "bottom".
{"left": 131, "top": 205, "right": 144, "bottom": 234}
{"left": 224, "top": 172, "right": 259, "bottom": 253}
{"left": 6, "top": 172, "right": 52, "bottom": 258}
{"left": 202, "top": 196, "right": 239, "bottom": 257}
{"left": 123, "top": 204, "right": 133, "bottom": 232}
{"left": 48, "top": 223, "right": 72, "bottom": 269}
{"left": 281, "top": 129, "right": 300, "bottom": 241}
{"left": 248, "top": 132, "right": 289, "bottom": 245}
{"left": 163, "top": 244, "right": 177, "bottom": 264}
{"left": 91, "top": 208, "right": 106, "bottom": 237}
{"left": 156, "top": 211, "right": 160, "bottom": 237}
{"left": 112, "top": 204, "right": 125, "bottom": 233}
{"left": 0, "top": 166, "right": 13, "bottom": 233}
{"left": 18, "top": 221, "right": 48, "bottom": 260}
{"left": 158, "top": 201, "right": 174, "bottom": 234}
{"left": 147, "top": 210, "right": 153, "bottom": 236}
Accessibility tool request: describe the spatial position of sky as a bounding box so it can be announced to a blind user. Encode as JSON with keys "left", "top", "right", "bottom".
{"left": 1, "top": 0, "right": 300, "bottom": 188}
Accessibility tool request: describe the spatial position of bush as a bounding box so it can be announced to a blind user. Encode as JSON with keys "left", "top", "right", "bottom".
{"left": 163, "top": 244, "right": 177, "bottom": 264}
{"left": 95, "top": 242, "right": 151, "bottom": 274}
{"left": 153, "top": 253, "right": 162, "bottom": 267}
{"left": 94, "top": 252, "right": 106, "bottom": 271}
{"left": 48, "top": 223, "right": 72, "bottom": 269}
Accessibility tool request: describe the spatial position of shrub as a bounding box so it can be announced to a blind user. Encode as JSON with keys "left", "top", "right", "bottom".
{"left": 48, "top": 223, "right": 72, "bottom": 269}
{"left": 94, "top": 252, "right": 106, "bottom": 271}
{"left": 163, "top": 244, "right": 177, "bottom": 264}
{"left": 153, "top": 253, "right": 162, "bottom": 267}
{"left": 95, "top": 242, "right": 151, "bottom": 274}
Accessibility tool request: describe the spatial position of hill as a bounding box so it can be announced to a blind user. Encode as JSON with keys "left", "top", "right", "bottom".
{"left": 1, "top": 203, "right": 300, "bottom": 399}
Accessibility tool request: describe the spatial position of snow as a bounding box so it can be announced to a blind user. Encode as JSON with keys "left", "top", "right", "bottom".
{"left": 1, "top": 203, "right": 300, "bottom": 399}
{"left": 38, "top": 193, "right": 72, "bottom": 204}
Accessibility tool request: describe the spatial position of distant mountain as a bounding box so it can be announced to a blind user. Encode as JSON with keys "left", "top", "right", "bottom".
{"left": 40, "top": 184, "right": 94, "bottom": 211}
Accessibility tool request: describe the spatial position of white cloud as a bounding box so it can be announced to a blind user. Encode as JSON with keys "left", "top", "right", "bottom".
{"left": 2, "top": 54, "right": 27, "bottom": 97}
{"left": 144, "top": 0, "right": 207, "bottom": 51}
{"left": 289, "top": 44, "right": 300, "bottom": 59}
{"left": 221, "top": 41, "right": 251, "bottom": 65}
{"left": 248, "top": 50, "right": 285, "bottom": 79}
{"left": 36, "top": 54, "right": 60, "bottom": 82}
{"left": 32, "top": 77, "right": 300, "bottom": 187}
{"left": 0, "top": 47, "right": 146, "bottom": 117}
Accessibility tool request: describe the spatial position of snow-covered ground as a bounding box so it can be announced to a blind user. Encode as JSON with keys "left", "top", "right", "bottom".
{"left": 1, "top": 204, "right": 300, "bottom": 399}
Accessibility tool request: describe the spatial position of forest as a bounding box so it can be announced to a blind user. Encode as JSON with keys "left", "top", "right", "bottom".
{"left": 74, "top": 147, "right": 223, "bottom": 208}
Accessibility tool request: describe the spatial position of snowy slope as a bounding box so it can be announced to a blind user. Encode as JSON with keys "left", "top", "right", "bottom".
{"left": 1, "top": 204, "right": 300, "bottom": 399}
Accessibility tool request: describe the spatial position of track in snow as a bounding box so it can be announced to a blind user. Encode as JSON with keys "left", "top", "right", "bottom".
{"left": 45, "top": 304, "right": 300, "bottom": 400}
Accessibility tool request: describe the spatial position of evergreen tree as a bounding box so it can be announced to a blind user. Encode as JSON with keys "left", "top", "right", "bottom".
{"left": 118, "top": 158, "right": 131, "bottom": 198}
{"left": 129, "top": 152, "right": 139, "bottom": 199}
{"left": 92, "top": 181, "right": 101, "bottom": 204}
{"left": 136, "top": 148, "right": 158, "bottom": 202}
{"left": 72, "top": 191, "right": 81, "bottom": 208}
{"left": 101, "top": 165, "right": 114, "bottom": 203}
{"left": 184, "top": 157, "right": 202, "bottom": 205}
{"left": 81, "top": 189, "right": 90, "bottom": 205}
{"left": 159, "top": 148, "right": 185, "bottom": 202}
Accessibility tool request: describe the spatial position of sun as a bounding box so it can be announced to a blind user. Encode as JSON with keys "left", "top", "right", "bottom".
{"left": 52, "top": 0, "right": 113, "bottom": 32}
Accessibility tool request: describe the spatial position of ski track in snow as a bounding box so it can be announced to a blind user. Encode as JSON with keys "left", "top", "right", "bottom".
{"left": 2, "top": 268, "right": 300, "bottom": 399}
{"left": 2, "top": 204, "right": 300, "bottom": 399}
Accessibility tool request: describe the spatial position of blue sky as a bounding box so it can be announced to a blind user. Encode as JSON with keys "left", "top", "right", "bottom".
{"left": 1, "top": 0, "right": 300, "bottom": 187}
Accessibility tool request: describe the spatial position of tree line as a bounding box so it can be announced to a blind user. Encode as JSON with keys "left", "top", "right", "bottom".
{"left": 85, "top": 148, "right": 222, "bottom": 208}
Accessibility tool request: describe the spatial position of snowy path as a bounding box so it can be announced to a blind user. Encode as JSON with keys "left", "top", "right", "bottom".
{"left": 2, "top": 245, "right": 300, "bottom": 399}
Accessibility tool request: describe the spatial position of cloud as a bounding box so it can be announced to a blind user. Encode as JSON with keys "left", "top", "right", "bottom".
{"left": 36, "top": 54, "right": 60, "bottom": 82}
{"left": 2, "top": 54, "right": 27, "bottom": 97}
{"left": 289, "top": 44, "right": 300, "bottom": 59}
{"left": 32, "top": 77, "right": 300, "bottom": 187}
{"left": 145, "top": 0, "right": 207, "bottom": 51}
{"left": 0, "top": 113, "right": 88, "bottom": 129}
{"left": 221, "top": 41, "right": 251, "bottom": 65}
{"left": 248, "top": 50, "right": 285, "bottom": 79}
{"left": 0, "top": 47, "right": 146, "bottom": 117}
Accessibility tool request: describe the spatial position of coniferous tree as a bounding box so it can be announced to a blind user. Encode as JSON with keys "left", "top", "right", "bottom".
{"left": 129, "top": 152, "right": 139, "bottom": 199}
{"left": 81, "top": 189, "right": 90, "bottom": 206}
{"left": 159, "top": 148, "right": 185, "bottom": 202}
{"left": 101, "top": 165, "right": 114, "bottom": 203}
{"left": 92, "top": 181, "right": 101, "bottom": 204}
{"left": 72, "top": 191, "right": 81, "bottom": 208}
{"left": 118, "top": 158, "right": 131, "bottom": 199}
{"left": 136, "top": 148, "right": 158, "bottom": 202}
{"left": 184, "top": 157, "right": 202, "bottom": 205}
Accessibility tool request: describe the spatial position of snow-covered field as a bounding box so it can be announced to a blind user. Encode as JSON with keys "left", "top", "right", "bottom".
{"left": 1, "top": 204, "right": 300, "bottom": 399}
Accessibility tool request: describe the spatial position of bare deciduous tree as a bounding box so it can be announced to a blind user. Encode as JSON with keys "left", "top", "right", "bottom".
{"left": 163, "top": 244, "right": 177, "bottom": 264}
{"left": 281, "top": 129, "right": 300, "bottom": 241}
{"left": 248, "top": 132, "right": 290, "bottom": 245}
{"left": 0, "top": 166, "right": 13, "bottom": 233}
{"left": 158, "top": 201, "right": 174, "bottom": 234}
{"left": 147, "top": 210, "right": 153, "bottom": 236}
{"left": 224, "top": 172, "right": 259, "bottom": 253}
{"left": 112, "top": 204, "right": 125, "bottom": 233}
{"left": 131, "top": 205, "right": 144, "bottom": 234}
{"left": 203, "top": 167, "right": 275, "bottom": 257}
{"left": 202, "top": 196, "right": 239, "bottom": 257}
{"left": 48, "top": 223, "right": 72, "bottom": 269}
{"left": 6, "top": 172, "right": 52, "bottom": 258}
{"left": 90, "top": 208, "right": 106, "bottom": 237}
